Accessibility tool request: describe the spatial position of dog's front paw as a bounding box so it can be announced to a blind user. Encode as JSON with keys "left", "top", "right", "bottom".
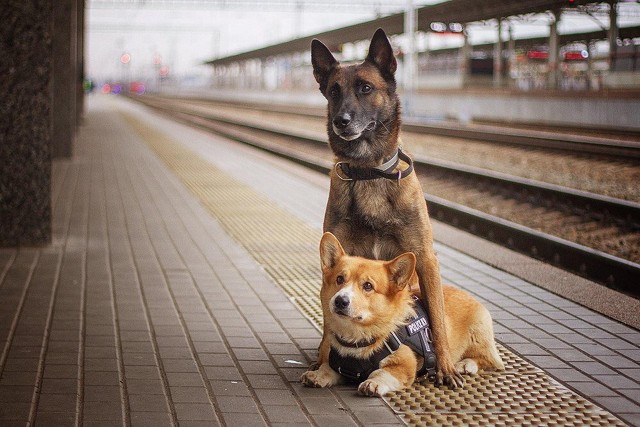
{"left": 358, "top": 379, "right": 388, "bottom": 397}
{"left": 455, "top": 358, "right": 478, "bottom": 375}
{"left": 300, "top": 364, "right": 340, "bottom": 388}
{"left": 358, "top": 370, "right": 402, "bottom": 397}
{"left": 434, "top": 364, "right": 465, "bottom": 389}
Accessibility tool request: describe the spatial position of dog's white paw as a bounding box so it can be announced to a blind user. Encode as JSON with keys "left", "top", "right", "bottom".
{"left": 300, "top": 365, "right": 340, "bottom": 388}
{"left": 455, "top": 358, "right": 479, "bottom": 375}
{"left": 358, "top": 379, "right": 388, "bottom": 396}
{"left": 358, "top": 370, "right": 401, "bottom": 397}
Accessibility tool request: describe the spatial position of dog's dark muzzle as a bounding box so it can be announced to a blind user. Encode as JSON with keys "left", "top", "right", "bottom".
{"left": 332, "top": 113, "right": 352, "bottom": 130}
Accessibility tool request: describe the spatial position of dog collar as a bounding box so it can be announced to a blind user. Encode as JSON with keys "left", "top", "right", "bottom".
{"left": 333, "top": 334, "right": 378, "bottom": 349}
{"left": 334, "top": 148, "right": 414, "bottom": 181}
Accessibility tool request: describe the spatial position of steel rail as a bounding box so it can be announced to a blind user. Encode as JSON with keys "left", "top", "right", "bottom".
{"left": 133, "top": 95, "right": 640, "bottom": 296}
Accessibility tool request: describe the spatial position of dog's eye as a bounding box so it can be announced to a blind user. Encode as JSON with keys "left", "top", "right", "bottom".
{"left": 362, "top": 282, "right": 373, "bottom": 292}
{"left": 360, "top": 84, "right": 372, "bottom": 94}
{"left": 336, "top": 275, "right": 344, "bottom": 285}
{"left": 329, "top": 85, "right": 340, "bottom": 99}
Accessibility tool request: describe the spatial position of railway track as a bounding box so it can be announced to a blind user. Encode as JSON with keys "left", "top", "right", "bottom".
{"left": 131, "top": 95, "right": 640, "bottom": 296}
{"left": 149, "top": 94, "right": 640, "bottom": 159}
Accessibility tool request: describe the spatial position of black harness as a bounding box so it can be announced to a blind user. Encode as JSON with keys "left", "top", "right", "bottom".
{"left": 329, "top": 296, "right": 437, "bottom": 384}
{"left": 334, "top": 148, "right": 414, "bottom": 181}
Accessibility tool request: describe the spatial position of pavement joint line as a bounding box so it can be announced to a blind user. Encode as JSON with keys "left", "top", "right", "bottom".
{"left": 123, "top": 106, "right": 632, "bottom": 425}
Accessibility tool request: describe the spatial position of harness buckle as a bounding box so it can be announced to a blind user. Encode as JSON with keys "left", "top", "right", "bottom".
{"left": 334, "top": 162, "right": 353, "bottom": 181}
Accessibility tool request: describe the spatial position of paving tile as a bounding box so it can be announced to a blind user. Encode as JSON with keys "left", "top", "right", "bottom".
{"left": 238, "top": 360, "right": 279, "bottom": 375}
{"left": 261, "top": 405, "right": 309, "bottom": 424}
{"left": 124, "top": 365, "right": 162, "bottom": 379}
{"left": 0, "top": 385, "right": 34, "bottom": 403}
{"left": 204, "top": 366, "right": 242, "bottom": 381}
{"left": 590, "top": 396, "right": 640, "bottom": 414}
{"left": 352, "top": 406, "right": 402, "bottom": 424}
{"left": 221, "top": 412, "right": 266, "bottom": 426}
{"left": 130, "top": 412, "right": 173, "bottom": 427}
{"left": 0, "top": 402, "right": 31, "bottom": 420}
{"left": 192, "top": 341, "right": 227, "bottom": 353}
{"left": 166, "top": 372, "right": 205, "bottom": 387}
{"left": 40, "top": 378, "right": 78, "bottom": 394}
{"left": 37, "top": 393, "right": 77, "bottom": 413}
{"left": 161, "top": 358, "right": 200, "bottom": 373}
{"left": 245, "top": 374, "right": 289, "bottom": 389}
{"left": 84, "top": 357, "right": 119, "bottom": 372}
{"left": 233, "top": 348, "right": 269, "bottom": 361}
{"left": 84, "top": 385, "right": 122, "bottom": 402}
{"left": 83, "top": 400, "right": 124, "bottom": 421}
{"left": 170, "top": 386, "right": 211, "bottom": 403}
{"left": 216, "top": 395, "right": 259, "bottom": 413}
{"left": 126, "top": 379, "right": 166, "bottom": 395}
{"left": 84, "top": 371, "right": 120, "bottom": 386}
{"left": 173, "top": 403, "right": 218, "bottom": 421}
{"left": 197, "top": 353, "right": 234, "bottom": 367}
{"left": 128, "top": 394, "right": 170, "bottom": 412}
{"left": 209, "top": 380, "right": 251, "bottom": 397}
{"left": 122, "top": 352, "right": 158, "bottom": 366}
{"left": 593, "top": 375, "right": 640, "bottom": 391}
{"left": 567, "top": 381, "right": 620, "bottom": 397}
{"left": 0, "top": 371, "right": 38, "bottom": 386}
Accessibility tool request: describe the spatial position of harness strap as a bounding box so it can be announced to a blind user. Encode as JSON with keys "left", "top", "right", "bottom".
{"left": 328, "top": 297, "right": 438, "bottom": 383}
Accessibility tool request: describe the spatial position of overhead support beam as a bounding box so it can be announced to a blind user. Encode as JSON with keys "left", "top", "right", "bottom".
{"left": 205, "top": 0, "right": 598, "bottom": 67}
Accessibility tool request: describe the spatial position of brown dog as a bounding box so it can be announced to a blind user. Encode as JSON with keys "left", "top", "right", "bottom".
{"left": 301, "top": 233, "right": 504, "bottom": 396}
{"left": 311, "top": 28, "right": 464, "bottom": 387}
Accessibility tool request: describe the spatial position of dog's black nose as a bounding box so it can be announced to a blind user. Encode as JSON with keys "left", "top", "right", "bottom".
{"left": 333, "top": 113, "right": 351, "bottom": 129}
{"left": 334, "top": 295, "right": 349, "bottom": 310}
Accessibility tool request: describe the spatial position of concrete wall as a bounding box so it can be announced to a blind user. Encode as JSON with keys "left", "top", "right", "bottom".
{"left": 409, "top": 91, "right": 640, "bottom": 131}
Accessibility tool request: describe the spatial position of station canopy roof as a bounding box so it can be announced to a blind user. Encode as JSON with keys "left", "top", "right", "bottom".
{"left": 205, "top": 0, "right": 598, "bottom": 66}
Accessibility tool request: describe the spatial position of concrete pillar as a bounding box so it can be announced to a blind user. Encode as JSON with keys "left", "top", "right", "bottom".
{"left": 0, "top": 0, "right": 53, "bottom": 245}
{"left": 507, "top": 23, "right": 516, "bottom": 88}
{"left": 608, "top": 1, "right": 619, "bottom": 70}
{"left": 404, "top": 0, "right": 417, "bottom": 114}
{"left": 493, "top": 18, "right": 503, "bottom": 88}
{"left": 76, "top": 0, "right": 85, "bottom": 122}
{"left": 459, "top": 28, "right": 471, "bottom": 87}
{"left": 548, "top": 10, "right": 560, "bottom": 90}
{"left": 52, "top": 0, "right": 78, "bottom": 158}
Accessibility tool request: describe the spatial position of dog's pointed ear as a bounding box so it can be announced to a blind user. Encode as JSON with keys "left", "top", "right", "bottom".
{"left": 311, "top": 39, "right": 338, "bottom": 93}
{"left": 386, "top": 252, "right": 416, "bottom": 290}
{"left": 320, "top": 232, "right": 345, "bottom": 270}
{"left": 366, "top": 28, "right": 397, "bottom": 79}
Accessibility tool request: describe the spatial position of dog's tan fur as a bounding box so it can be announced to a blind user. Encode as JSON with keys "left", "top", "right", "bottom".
{"left": 301, "top": 233, "right": 504, "bottom": 396}
{"left": 311, "top": 28, "right": 464, "bottom": 387}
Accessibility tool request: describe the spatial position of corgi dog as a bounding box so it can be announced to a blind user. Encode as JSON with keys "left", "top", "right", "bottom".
{"left": 301, "top": 233, "right": 504, "bottom": 396}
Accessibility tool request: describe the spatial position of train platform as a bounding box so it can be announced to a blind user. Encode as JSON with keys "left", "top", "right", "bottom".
{"left": 0, "top": 95, "right": 638, "bottom": 426}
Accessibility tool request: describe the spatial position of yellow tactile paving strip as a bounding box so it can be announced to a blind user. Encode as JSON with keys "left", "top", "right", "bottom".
{"left": 121, "top": 111, "right": 627, "bottom": 427}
